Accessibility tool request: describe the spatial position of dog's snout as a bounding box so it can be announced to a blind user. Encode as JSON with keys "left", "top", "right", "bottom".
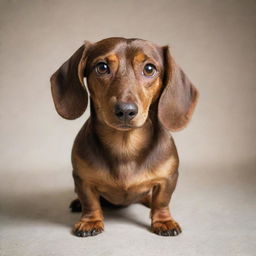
{"left": 114, "top": 102, "right": 138, "bottom": 121}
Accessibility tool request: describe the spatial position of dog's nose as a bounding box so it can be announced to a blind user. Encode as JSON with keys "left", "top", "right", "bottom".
{"left": 114, "top": 102, "right": 138, "bottom": 121}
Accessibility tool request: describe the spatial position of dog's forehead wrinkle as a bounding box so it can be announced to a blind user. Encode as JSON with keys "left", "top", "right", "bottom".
{"left": 88, "top": 40, "right": 126, "bottom": 61}
{"left": 88, "top": 38, "right": 161, "bottom": 64}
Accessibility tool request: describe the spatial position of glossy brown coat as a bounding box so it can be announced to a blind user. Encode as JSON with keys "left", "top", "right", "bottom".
{"left": 50, "top": 37, "right": 198, "bottom": 237}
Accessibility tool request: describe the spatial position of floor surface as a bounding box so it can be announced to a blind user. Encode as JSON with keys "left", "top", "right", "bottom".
{"left": 1, "top": 163, "right": 255, "bottom": 256}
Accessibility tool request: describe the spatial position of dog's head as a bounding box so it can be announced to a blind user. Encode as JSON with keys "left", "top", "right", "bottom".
{"left": 51, "top": 37, "right": 198, "bottom": 131}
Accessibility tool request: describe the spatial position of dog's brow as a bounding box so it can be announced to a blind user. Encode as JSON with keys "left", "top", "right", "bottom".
{"left": 134, "top": 53, "right": 147, "bottom": 63}
{"left": 107, "top": 54, "right": 118, "bottom": 63}
{"left": 91, "top": 53, "right": 118, "bottom": 66}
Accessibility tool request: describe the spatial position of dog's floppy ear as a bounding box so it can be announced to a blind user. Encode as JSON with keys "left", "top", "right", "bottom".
{"left": 158, "top": 46, "right": 199, "bottom": 131}
{"left": 50, "top": 41, "right": 91, "bottom": 119}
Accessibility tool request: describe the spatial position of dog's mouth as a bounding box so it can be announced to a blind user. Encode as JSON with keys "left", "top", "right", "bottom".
{"left": 116, "top": 123, "right": 139, "bottom": 130}
{"left": 103, "top": 118, "right": 145, "bottom": 131}
{"left": 109, "top": 122, "right": 142, "bottom": 131}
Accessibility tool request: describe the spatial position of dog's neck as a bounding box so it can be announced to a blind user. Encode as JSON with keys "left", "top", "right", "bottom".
{"left": 90, "top": 102, "right": 155, "bottom": 161}
{"left": 96, "top": 118, "right": 153, "bottom": 160}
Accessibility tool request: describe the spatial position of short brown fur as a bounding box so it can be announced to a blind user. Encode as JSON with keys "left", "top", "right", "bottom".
{"left": 50, "top": 37, "right": 199, "bottom": 237}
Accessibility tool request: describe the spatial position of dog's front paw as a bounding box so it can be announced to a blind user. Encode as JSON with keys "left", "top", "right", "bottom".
{"left": 73, "top": 220, "right": 104, "bottom": 237}
{"left": 151, "top": 220, "right": 182, "bottom": 236}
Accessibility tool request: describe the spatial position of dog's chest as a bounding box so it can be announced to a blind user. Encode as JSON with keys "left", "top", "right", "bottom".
{"left": 74, "top": 139, "right": 176, "bottom": 205}
{"left": 96, "top": 164, "right": 155, "bottom": 205}
{"left": 85, "top": 157, "right": 174, "bottom": 205}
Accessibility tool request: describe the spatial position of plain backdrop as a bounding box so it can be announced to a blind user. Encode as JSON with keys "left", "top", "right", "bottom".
{"left": 0, "top": 1, "right": 255, "bottom": 256}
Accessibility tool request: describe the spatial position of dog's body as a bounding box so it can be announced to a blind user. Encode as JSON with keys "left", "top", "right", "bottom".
{"left": 50, "top": 37, "right": 198, "bottom": 237}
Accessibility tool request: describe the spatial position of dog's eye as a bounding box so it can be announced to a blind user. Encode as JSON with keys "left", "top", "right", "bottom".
{"left": 95, "top": 62, "right": 110, "bottom": 75}
{"left": 143, "top": 64, "right": 157, "bottom": 77}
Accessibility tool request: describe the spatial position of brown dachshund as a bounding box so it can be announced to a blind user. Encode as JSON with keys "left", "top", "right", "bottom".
{"left": 50, "top": 37, "right": 198, "bottom": 237}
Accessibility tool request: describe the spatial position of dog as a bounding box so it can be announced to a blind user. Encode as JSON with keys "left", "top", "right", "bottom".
{"left": 50, "top": 37, "right": 198, "bottom": 237}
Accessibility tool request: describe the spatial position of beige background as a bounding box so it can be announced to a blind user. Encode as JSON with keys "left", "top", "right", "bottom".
{"left": 0, "top": 0, "right": 255, "bottom": 255}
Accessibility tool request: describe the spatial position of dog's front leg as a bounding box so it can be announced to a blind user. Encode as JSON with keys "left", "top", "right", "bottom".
{"left": 150, "top": 172, "right": 182, "bottom": 236}
{"left": 73, "top": 173, "right": 104, "bottom": 237}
